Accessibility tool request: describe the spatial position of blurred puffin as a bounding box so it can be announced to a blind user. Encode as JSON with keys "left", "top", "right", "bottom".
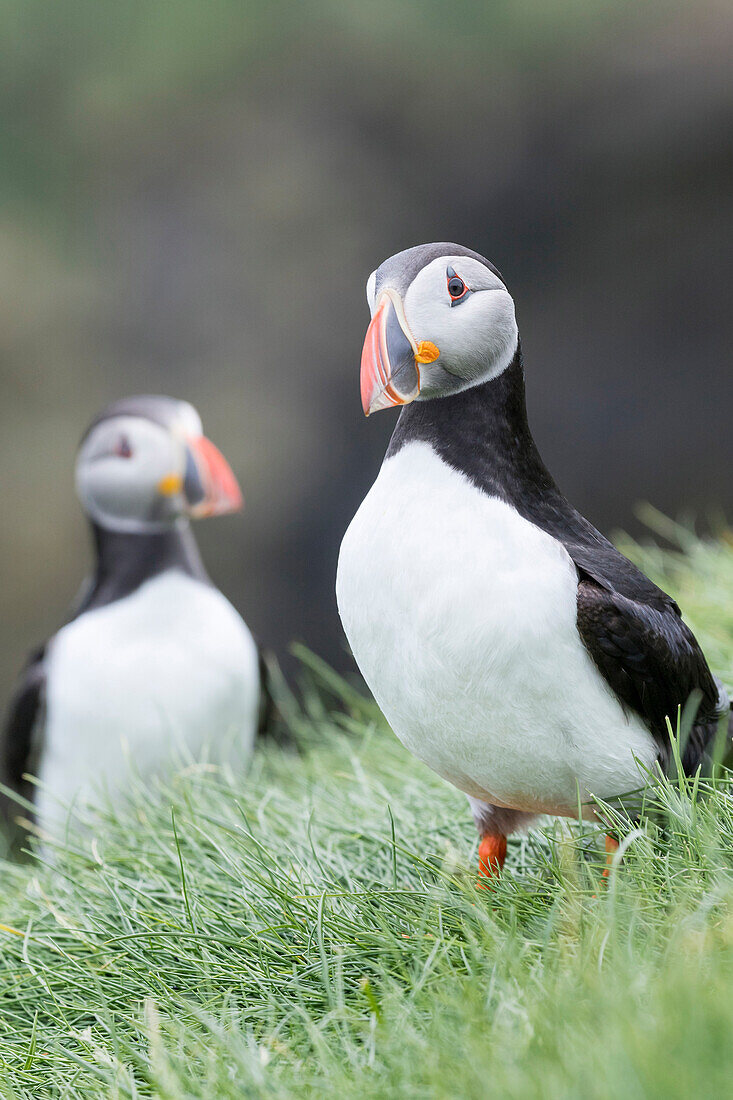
{"left": 2, "top": 395, "right": 265, "bottom": 839}
{"left": 337, "top": 243, "right": 731, "bottom": 882}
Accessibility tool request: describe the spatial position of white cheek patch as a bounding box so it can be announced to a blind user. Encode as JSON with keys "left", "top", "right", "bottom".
{"left": 403, "top": 256, "right": 518, "bottom": 391}
{"left": 75, "top": 417, "right": 183, "bottom": 533}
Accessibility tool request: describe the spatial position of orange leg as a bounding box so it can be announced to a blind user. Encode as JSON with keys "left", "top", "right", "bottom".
{"left": 602, "top": 835, "right": 619, "bottom": 879}
{"left": 477, "top": 833, "right": 507, "bottom": 888}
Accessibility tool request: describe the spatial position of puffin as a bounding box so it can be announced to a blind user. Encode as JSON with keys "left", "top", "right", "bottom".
{"left": 2, "top": 395, "right": 265, "bottom": 841}
{"left": 336, "top": 242, "right": 731, "bottom": 882}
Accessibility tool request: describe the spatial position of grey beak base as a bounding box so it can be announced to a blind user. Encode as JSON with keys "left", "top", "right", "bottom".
{"left": 384, "top": 298, "right": 420, "bottom": 400}
{"left": 183, "top": 445, "right": 205, "bottom": 509}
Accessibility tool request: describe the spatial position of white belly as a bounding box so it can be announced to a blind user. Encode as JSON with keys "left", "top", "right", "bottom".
{"left": 39, "top": 571, "right": 259, "bottom": 831}
{"left": 336, "top": 442, "right": 657, "bottom": 818}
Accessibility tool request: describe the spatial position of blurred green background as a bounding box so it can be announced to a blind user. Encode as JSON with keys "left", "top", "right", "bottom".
{"left": 1, "top": 0, "right": 732, "bottom": 703}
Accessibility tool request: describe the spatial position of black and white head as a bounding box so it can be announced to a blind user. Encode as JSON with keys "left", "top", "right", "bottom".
{"left": 75, "top": 395, "right": 242, "bottom": 533}
{"left": 360, "top": 243, "right": 518, "bottom": 415}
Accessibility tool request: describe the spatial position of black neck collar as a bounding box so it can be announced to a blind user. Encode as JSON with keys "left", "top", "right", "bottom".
{"left": 387, "top": 344, "right": 560, "bottom": 513}
{"left": 78, "top": 521, "right": 209, "bottom": 614}
{"left": 385, "top": 343, "right": 671, "bottom": 608}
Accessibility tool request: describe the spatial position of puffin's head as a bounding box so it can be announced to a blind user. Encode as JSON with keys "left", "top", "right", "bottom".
{"left": 75, "top": 395, "right": 242, "bottom": 533}
{"left": 360, "top": 242, "right": 518, "bottom": 415}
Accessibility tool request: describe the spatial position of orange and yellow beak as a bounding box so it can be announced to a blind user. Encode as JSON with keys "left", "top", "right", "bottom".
{"left": 360, "top": 290, "right": 439, "bottom": 416}
{"left": 182, "top": 434, "right": 243, "bottom": 518}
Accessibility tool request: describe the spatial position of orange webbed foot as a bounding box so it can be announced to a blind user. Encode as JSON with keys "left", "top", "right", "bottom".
{"left": 477, "top": 833, "right": 507, "bottom": 889}
{"left": 601, "top": 834, "right": 619, "bottom": 880}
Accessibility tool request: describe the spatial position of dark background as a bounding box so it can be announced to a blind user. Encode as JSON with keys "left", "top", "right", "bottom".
{"left": 1, "top": 1, "right": 732, "bottom": 703}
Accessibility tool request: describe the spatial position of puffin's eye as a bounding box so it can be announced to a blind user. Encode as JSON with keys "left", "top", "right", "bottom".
{"left": 446, "top": 267, "right": 469, "bottom": 304}
{"left": 114, "top": 435, "right": 132, "bottom": 459}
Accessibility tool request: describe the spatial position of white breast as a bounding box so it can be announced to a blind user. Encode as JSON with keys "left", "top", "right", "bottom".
{"left": 39, "top": 571, "right": 259, "bottom": 831}
{"left": 336, "top": 442, "right": 657, "bottom": 818}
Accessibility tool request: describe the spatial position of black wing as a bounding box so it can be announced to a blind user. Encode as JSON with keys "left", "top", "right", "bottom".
{"left": 530, "top": 497, "right": 729, "bottom": 773}
{"left": 0, "top": 644, "right": 47, "bottom": 832}
{"left": 576, "top": 576, "right": 728, "bottom": 773}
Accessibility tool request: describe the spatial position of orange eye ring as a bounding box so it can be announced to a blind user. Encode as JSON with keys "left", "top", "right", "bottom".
{"left": 446, "top": 265, "right": 469, "bottom": 304}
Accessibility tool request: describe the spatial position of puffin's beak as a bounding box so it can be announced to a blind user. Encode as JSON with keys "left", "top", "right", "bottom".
{"left": 360, "top": 291, "right": 439, "bottom": 416}
{"left": 182, "top": 435, "right": 243, "bottom": 518}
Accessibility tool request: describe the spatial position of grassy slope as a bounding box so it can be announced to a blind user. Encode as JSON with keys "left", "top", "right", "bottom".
{"left": 0, "top": 526, "right": 732, "bottom": 1098}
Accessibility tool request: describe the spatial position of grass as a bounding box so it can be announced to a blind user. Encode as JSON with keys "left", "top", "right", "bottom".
{"left": 1, "top": 524, "right": 733, "bottom": 1098}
